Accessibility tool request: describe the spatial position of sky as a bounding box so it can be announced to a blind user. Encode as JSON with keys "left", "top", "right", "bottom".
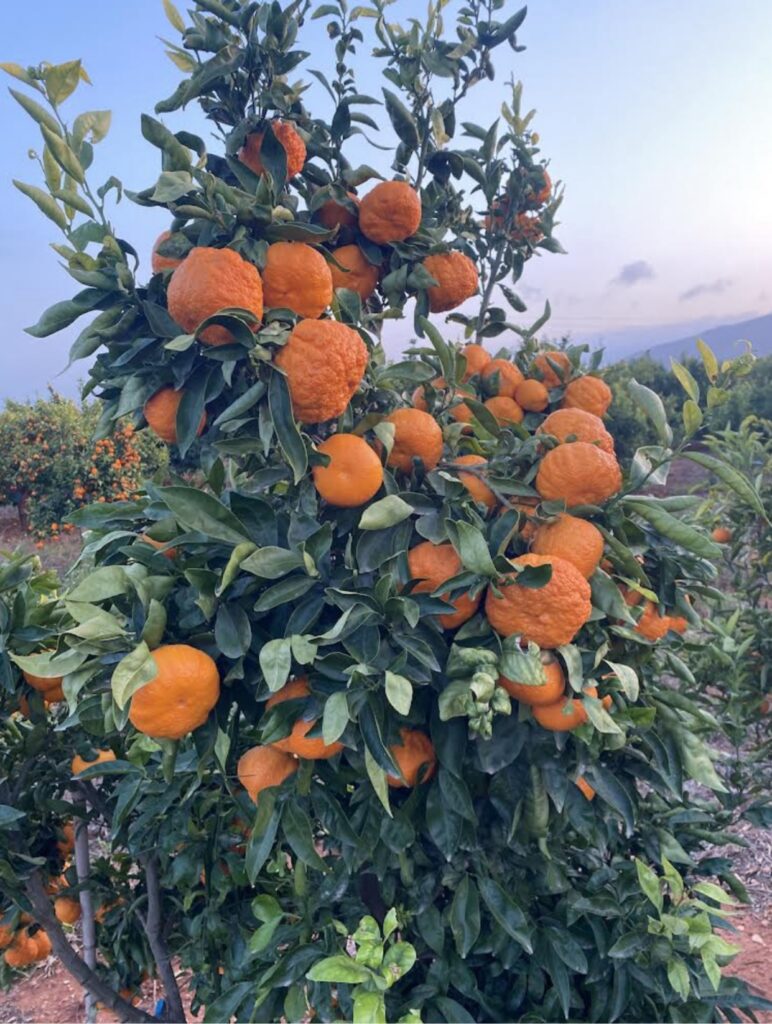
{"left": 1, "top": 0, "right": 771, "bottom": 400}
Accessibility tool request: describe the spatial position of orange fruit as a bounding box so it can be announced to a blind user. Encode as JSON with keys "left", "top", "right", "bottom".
{"left": 238, "top": 120, "right": 307, "bottom": 180}
{"left": 407, "top": 541, "right": 481, "bottom": 630}
{"left": 423, "top": 252, "right": 479, "bottom": 313}
{"left": 167, "top": 246, "right": 263, "bottom": 346}
{"left": 386, "top": 728, "right": 436, "bottom": 787}
{"left": 274, "top": 319, "right": 368, "bottom": 424}
{"left": 634, "top": 601, "right": 674, "bottom": 642}
{"left": 312, "top": 434, "right": 383, "bottom": 507}
{"left": 26, "top": 929, "right": 52, "bottom": 962}
{"left": 237, "top": 745, "right": 298, "bottom": 803}
{"left": 532, "top": 696, "right": 589, "bottom": 732}
{"left": 383, "top": 408, "right": 443, "bottom": 474}
{"left": 151, "top": 230, "right": 184, "bottom": 273}
{"left": 461, "top": 344, "right": 492, "bottom": 380}
{"left": 143, "top": 387, "right": 206, "bottom": 445}
{"left": 452, "top": 454, "right": 497, "bottom": 510}
{"left": 0, "top": 924, "right": 15, "bottom": 950}
{"left": 72, "top": 749, "right": 116, "bottom": 776}
{"left": 22, "top": 669, "right": 63, "bottom": 694}
{"left": 712, "top": 526, "right": 732, "bottom": 544}
{"left": 267, "top": 678, "right": 344, "bottom": 760}
{"left": 262, "top": 241, "right": 333, "bottom": 319}
{"left": 4, "top": 934, "right": 34, "bottom": 969}
{"left": 449, "top": 387, "right": 476, "bottom": 428}
{"left": 128, "top": 644, "right": 220, "bottom": 740}
{"left": 54, "top": 897, "right": 81, "bottom": 925}
{"left": 485, "top": 553, "right": 592, "bottom": 649}
{"left": 43, "top": 685, "right": 65, "bottom": 705}
{"left": 481, "top": 358, "right": 525, "bottom": 398}
{"left": 562, "top": 376, "right": 613, "bottom": 417}
{"left": 515, "top": 379, "right": 549, "bottom": 412}
{"left": 536, "top": 443, "right": 622, "bottom": 507}
{"left": 500, "top": 652, "right": 565, "bottom": 706}
{"left": 359, "top": 181, "right": 421, "bottom": 244}
{"left": 56, "top": 822, "right": 75, "bottom": 858}
{"left": 538, "top": 408, "right": 615, "bottom": 455}
{"left": 484, "top": 396, "right": 524, "bottom": 427}
{"left": 528, "top": 168, "right": 552, "bottom": 207}
{"left": 139, "top": 534, "right": 178, "bottom": 560}
{"left": 533, "top": 350, "right": 571, "bottom": 388}
{"left": 575, "top": 776, "right": 596, "bottom": 800}
{"left": 315, "top": 192, "right": 359, "bottom": 231}
{"left": 530, "top": 515, "right": 604, "bottom": 579}
{"left": 329, "top": 244, "right": 379, "bottom": 300}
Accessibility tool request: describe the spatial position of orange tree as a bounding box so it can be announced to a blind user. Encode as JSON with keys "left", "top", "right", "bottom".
{"left": 0, "top": 393, "right": 167, "bottom": 538}
{"left": 1, "top": 2, "right": 771, "bottom": 1022}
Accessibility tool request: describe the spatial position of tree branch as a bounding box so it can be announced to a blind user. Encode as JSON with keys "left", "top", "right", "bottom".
{"left": 139, "top": 852, "right": 187, "bottom": 1024}
{"left": 24, "top": 871, "right": 155, "bottom": 1024}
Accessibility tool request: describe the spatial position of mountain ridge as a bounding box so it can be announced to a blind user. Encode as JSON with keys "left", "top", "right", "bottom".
{"left": 620, "top": 311, "right": 772, "bottom": 366}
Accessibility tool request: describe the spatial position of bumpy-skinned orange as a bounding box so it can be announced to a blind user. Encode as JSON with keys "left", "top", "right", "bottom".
{"left": 386, "top": 728, "right": 437, "bottom": 787}
{"left": 536, "top": 442, "right": 622, "bottom": 506}
{"left": 329, "top": 244, "right": 379, "bottom": 300}
{"left": 359, "top": 181, "right": 421, "bottom": 244}
{"left": 531, "top": 514, "right": 605, "bottom": 579}
{"left": 143, "top": 387, "right": 206, "bottom": 445}
{"left": 262, "top": 241, "right": 333, "bottom": 319}
{"left": 538, "top": 407, "right": 615, "bottom": 454}
{"left": 238, "top": 120, "right": 306, "bottom": 179}
{"left": 383, "top": 408, "right": 443, "bottom": 474}
{"left": 167, "top": 246, "right": 263, "bottom": 346}
{"left": 407, "top": 540, "right": 481, "bottom": 630}
{"left": 423, "top": 251, "right": 479, "bottom": 313}
{"left": 562, "top": 375, "right": 613, "bottom": 417}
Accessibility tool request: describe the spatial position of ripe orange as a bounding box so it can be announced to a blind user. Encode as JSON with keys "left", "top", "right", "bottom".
{"left": 712, "top": 526, "right": 732, "bottom": 544}
{"left": 575, "top": 775, "right": 596, "bottom": 800}
{"left": 315, "top": 192, "right": 359, "bottom": 231}
{"left": 0, "top": 924, "right": 15, "bottom": 950}
{"left": 167, "top": 247, "right": 264, "bottom": 346}
{"left": 423, "top": 252, "right": 479, "bottom": 313}
{"left": 635, "top": 601, "right": 674, "bottom": 642}
{"left": 43, "top": 685, "right": 65, "bottom": 705}
{"left": 359, "top": 181, "right": 421, "bottom": 244}
{"left": 128, "top": 644, "right": 220, "bottom": 740}
{"left": 453, "top": 454, "right": 497, "bottom": 510}
{"left": 143, "top": 387, "right": 206, "bottom": 445}
{"left": 481, "top": 358, "right": 525, "bottom": 398}
{"left": 528, "top": 168, "right": 552, "bottom": 207}
{"left": 237, "top": 745, "right": 298, "bottom": 803}
{"left": 56, "top": 822, "right": 75, "bottom": 858}
{"left": 313, "top": 434, "right": 383, "bottom": 507}
{"left": 267, "top": 678, "right": 344, "bottom": 759}
{"left": 536, "top": 443, "right": 622, "bottom": 507}
{"left": 383, "top": 408, "right": 443, "bottom": 474}
{"left": 4, "top": 933, "right": 34, "bottom": 969}
{"left": 274, "top": 319, "right": 368, "bottom": 424}
{"left": 532, "top": 695, "right": 589, "bottom": 732}
{"left": 538, "top": 408, "right": 615, "bottom": 455}
{"left": 461, "top": 344, "right": 492, "bottom": 380}
{"left": 22, "top": 669, "right": 63, "bottom": 695}
{"left": 562, "top": 375, "right": 613, "bottom": 417}
{"left": 140, "top": 534, "right": 178, "bottom": 560}
{"left": 485, "top": 553, "right": 592, "bottom": 649}
{"left": 54, "top": 897, "right": 81, "bottom": 925}
{"left": 515, "top": 379, "right": 549, "bottom": 412}
{"left": 407, "top": 541, "right": 481, "bottom": 630}
{"left": 72, "top": 749, "right": 116, "bottom": 776}
{"left": 329, "top": 244, "right": 379, "bottom": 300}
{"left": 151, "top": 230, "right": 184, "bottom": 273}
{"left": 532, "top": 350, "right": 571, "bottom": 388}
{"left": 484, "top": 396, "right": 524, "bottom": 427}
{"left": 386, "top": 728, "right": 436, "bottom": 787}
{"left": 530, "top": 515, "right": 605, "bottom": 579}
{"left": 262, "top": 241, "right": 333, "bottom": 319}
{"left": 500, "top": 653, "right": 565, "bottom": 706}
{"left": 238, "top": 121, "right": 307, "bottom": 180}
{"left": 449, "top": 387, "right": 476, "bottom": 428}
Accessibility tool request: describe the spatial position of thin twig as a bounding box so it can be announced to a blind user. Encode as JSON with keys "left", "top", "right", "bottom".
{"left": 139, "top": 852, "right": 187, "bottom": 1024}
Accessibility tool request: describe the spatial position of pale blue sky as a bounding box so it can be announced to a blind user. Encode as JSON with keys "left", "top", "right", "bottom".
{"left": 2, "top": 0, "right": 771, "bottom": 399}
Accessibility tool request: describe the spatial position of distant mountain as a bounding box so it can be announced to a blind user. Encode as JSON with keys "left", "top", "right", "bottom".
{"left": 624, "top": 312, "right": 772, "bottom": 366}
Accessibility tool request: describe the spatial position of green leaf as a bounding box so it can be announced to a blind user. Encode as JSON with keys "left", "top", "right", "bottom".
{"left": 478, "top": 876, "right": 532, "bottom": 952}
{"left": 163, "top": 0, "right": 187, "bottom": 32}
{"left": 242, "top": 547, "right": 305, "bottom": 579}
{"left": 112, "top": 642, "right": 158, "bottom": 710}
{"left": 385, "top": 671, "right": 412, "bottom": 716}
{"left": 449, "top": 875, "right": 480, "bottom": 958}
{"left": 322, "top": 691, "right": 349, "bottom": 744}
{"left": 282, "top": 802, "right": 328, "bottom": 871}
{"left": 268, "top": 370, "right": 308, "bottom": 484}
{"left": 151, "top": 170, "right": 194, "bottom": 202}
{"left": 1, "top": 63, "right": 37, "bottom": 86}
{"left": 696, "top": 338, "right": 719, "bottom": 381}
{"left": 365, "top": 747, "right": 391, "bottom": 817}
{"left": 583, "top": 695, "right": 622, "bottom": 735}
{"left": 0, "top": 805, "right": 26, "bottom": 828}
{"left": 666, "top": 956, "right": 691, "bottom": 1000}
{"left": 634, "top": 858, "right": 663, "bottom": 912}
{"left": 692, "top": 881, "right": 737, "bottom": 905}
{"left": 43, "top": 60, "right": 83, "bottom": 105}
{"left": 8, "top": 87, "right": 61, "bottom": 134}
{"left": 604, "top": 660, "right": 639, "bottom": 701}
{"left": 682, "top": 399, "right": 702, "bottom": 437}
{"left": 259, "top": 638, "right": 292, "bottom": 692}
{"left": 158, "top": 486, "right": 251, "bottom": 545}
{"left": 307, "top": 955, "right": 373, "bottom": 984}
{"left": 628, "top": 378, "right": 673, "bottom": 446}
{"left": 67, "top": 565, "right": 130, "bottom": 602}
{"left": 680, "top": 451, "right": 769, "bottom": 521}
{"left": 141, "top": 599, "right": 167, "bottom": 650}
{"left": 26, "top": 287, "right": 107, "bottom": 337}
{"left": 13, "top": 180, "right": 68, "bottom": 230}
{"left": 41, "top": 124, "right": 84, "bottom": 183}
{"left": 670, "top": 359, "right": 700, "bottom": 402}
{"left": 623, "top": 500, "right": 722, "bottom": 559}
{"left": 499, "top": 638, "right": 544, "bottom": 688}
{"left": 353, "top": 991, "right": 386, "bottom": 1024}
{"left": 72, "top": 109, "right": 112, "bottom": 144}
{"left": 448, "top": 520, "right": 497, "bottom": 577}
{"left": 359, "top": 495, "right": 411, "bottom": 531}
{"left": 382, "top": 89, "right": 420, "bottom": 151}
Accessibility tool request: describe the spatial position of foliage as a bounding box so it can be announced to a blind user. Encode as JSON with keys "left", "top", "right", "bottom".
{"left": 0, "top": 393, "right": 167, "bottom": 539}
{"left": 1, "top": 3, "right": 771, "bottom": 1024}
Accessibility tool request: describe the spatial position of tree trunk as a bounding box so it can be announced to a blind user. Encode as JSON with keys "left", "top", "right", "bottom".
{"left": 74, "top": 804, "right": 97, "bottom": 1023}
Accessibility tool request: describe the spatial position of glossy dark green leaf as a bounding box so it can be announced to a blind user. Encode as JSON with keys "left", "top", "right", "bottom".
{"left": 449, "top": 874, "right": 480, "bottom": 958}
{"left": 158, "top": 486, "right": 251, "bottom": 545}
{"left": 268, "top": 370, "right": 308, "bottom": 484}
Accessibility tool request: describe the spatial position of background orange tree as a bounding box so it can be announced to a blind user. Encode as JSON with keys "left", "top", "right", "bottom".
{"left": 1, "top": 2, "right": 770, "bottom": 1023}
